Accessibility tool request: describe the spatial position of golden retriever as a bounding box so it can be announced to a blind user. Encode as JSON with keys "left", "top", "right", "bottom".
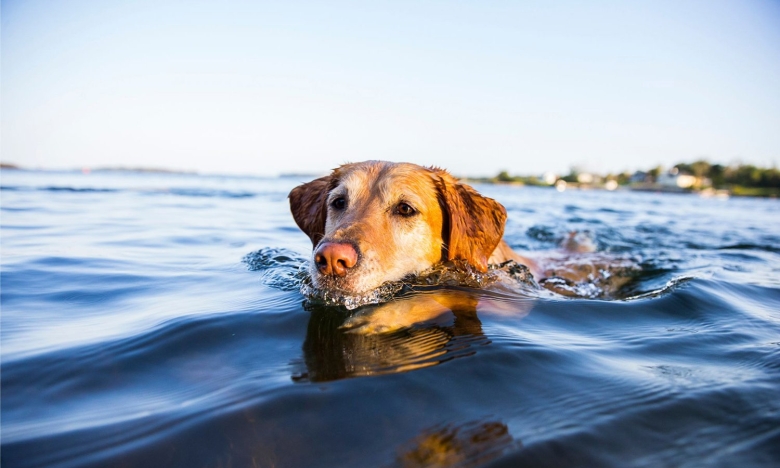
{"left": 289, "top": 160, "right": 540, "bottom": 296}
{"left": 288, "top": 160, "right": 638, "bottom": 332}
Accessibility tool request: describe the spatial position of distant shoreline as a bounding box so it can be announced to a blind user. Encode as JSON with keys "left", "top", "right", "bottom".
{"left": 89, "top": 167, "right": 198, "bottom": 175}
{"left": 0, "top": 163, "right": 324, "bottom": 178}
{"left": 467, "top": 161, "right": 780, "bottom": 199}
{"left": 3, "top": 162, "right": 777, "bottom": 198}
{"left": 468, "top": 178, "right": 777, "bottom": 199}
{"left": 0, "top": 163, "right": 196, "bottom": 175}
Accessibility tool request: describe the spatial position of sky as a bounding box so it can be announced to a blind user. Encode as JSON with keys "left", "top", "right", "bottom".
{"left": 2, "top": 0, "right": 779, "bottom": 177}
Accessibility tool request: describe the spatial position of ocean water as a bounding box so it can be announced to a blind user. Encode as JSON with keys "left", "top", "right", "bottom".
{"left": 2, "top": 169, "right": 779, "bottom": 468}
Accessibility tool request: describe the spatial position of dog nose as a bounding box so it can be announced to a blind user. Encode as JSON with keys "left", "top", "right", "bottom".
{"left": 314, "top": 242, "right": 358, "bottom": 277}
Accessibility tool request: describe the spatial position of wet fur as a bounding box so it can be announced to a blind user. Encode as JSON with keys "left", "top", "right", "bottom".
{"left": 289, "top": 161, "right": 536, "bottom": 296}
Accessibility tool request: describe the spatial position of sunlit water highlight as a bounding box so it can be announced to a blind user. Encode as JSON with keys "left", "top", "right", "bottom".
{"left": 2, "top": 170, "right": 779, "bottom": 467}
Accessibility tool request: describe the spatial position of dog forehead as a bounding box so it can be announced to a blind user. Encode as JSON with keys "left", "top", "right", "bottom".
{"left": 337, "top": 161, "right": 438, "bottom": 204}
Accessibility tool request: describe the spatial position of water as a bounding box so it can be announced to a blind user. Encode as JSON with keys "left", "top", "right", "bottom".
{"left": 2, "top": 169, "right": 779, "bottom": 467}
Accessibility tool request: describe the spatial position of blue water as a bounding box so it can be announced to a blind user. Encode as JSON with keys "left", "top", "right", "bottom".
{"left": 2, "top": 169, "right": 779, "bottom": 467}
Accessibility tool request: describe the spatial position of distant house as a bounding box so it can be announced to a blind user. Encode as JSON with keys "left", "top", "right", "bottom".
{"left": 576, "top": 172, "right": 594, "bottom": 184}
{"left": 657, "top": 167, "right": 697, "bottom": 189}
{"left": 630, "top": 171, "right": 649, "bottom": 184}
{"left": 541, "top": 172, "right": 558, "bottom": 185}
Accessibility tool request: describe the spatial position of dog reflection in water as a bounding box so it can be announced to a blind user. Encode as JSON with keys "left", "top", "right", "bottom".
{"left": 293, "top": 289, "right": 531, "bottom": 383}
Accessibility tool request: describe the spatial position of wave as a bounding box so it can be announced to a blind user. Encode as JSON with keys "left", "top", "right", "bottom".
{"left": 0, "top": 185, "right": 280, "bottom": 199}
{"left": 0, "top": 185, "right": 118, "bottom": 193}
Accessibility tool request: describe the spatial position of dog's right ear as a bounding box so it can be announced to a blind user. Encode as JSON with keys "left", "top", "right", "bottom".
{"left": 289, "top": 175, "right": 333, "bottom": 246}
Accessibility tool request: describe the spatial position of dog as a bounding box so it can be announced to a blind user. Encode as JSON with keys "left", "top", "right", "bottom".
{"left": 288, "top": 160, "right": 634, "bottom": 332}
{"left": 289, "top": 160, "right": 541, "bottom": 295}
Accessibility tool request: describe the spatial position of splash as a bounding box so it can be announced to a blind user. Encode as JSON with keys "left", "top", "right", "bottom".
{"left": 244, "top": 248, "right": 540, "bottom": 309}
{"left": 300, "top": 276, "right": 405, "bottom": 310}
{"left": 243, "top": 247, "right": 649, "bottom": 306}
{"left": 536, "top": 253, "right": 643, "bottom": 299}
{"left": 242, "top": 248, "right": 309, "bottom": 292}
{"left": 301, "top": 260, "right": 540, "bottom": 310}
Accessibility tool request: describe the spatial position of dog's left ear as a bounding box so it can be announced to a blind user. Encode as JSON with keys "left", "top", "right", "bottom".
{"left": 433, "top": 171, "right": 507, "bottom": 272}
{"left": 289, "top": 175, "right": 333, "bottom": 246}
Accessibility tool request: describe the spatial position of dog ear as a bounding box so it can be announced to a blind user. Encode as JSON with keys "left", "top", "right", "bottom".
{"left": 433, "top": 170, "right": 507, "bottom": 272}
{"left": 289, "top": 175, "right": 333, "bottom": 246}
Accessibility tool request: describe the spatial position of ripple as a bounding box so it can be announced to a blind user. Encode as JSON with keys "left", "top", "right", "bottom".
{"left": 2, "top": 306, "right": 306, "bottom": 447}
{"left": 4, "top": 173, "right": 780, "bottom": 467}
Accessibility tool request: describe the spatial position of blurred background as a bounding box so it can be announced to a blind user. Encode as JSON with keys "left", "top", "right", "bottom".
{"left": 4, "top": 4, "right": 780, "bottom": 467}
{"left": 2, "top": 0, "right": 779, "bottom": 179}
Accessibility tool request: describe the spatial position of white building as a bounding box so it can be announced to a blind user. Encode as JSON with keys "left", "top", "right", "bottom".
{"left": 657, "top": 168, "right": 697, "bottom": 188}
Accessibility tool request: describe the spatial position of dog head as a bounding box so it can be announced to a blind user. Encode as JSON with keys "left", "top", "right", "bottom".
{"left": 289, "top": 161, "right": 507, "bottom": 295}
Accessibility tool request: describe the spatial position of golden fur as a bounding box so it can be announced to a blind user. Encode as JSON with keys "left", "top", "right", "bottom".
{"left": 289, "top": 160, "right": 539, "bottom": 296}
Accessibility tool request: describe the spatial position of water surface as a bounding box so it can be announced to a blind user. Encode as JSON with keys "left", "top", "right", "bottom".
{"left": 2, "top": 170, "right": 779, "bottom": 467}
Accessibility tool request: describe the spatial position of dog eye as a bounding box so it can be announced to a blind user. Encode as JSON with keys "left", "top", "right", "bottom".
{"left": 395, "top": 202, "right": 416, "bottom": 217}
{"left": 330, "top": 197, "right": 347, "bottom": 210}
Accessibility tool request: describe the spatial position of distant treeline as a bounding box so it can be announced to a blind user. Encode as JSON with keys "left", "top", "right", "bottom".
{"left": 477, "top": 160, "right": 780, "bottom": 197}
{"left": 666, "top": 161, "right": 780, "bottom": 189}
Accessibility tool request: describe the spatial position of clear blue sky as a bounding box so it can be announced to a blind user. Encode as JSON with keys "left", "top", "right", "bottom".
{"left": 3, "top": 0, "right": 779, "bottom": 176}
